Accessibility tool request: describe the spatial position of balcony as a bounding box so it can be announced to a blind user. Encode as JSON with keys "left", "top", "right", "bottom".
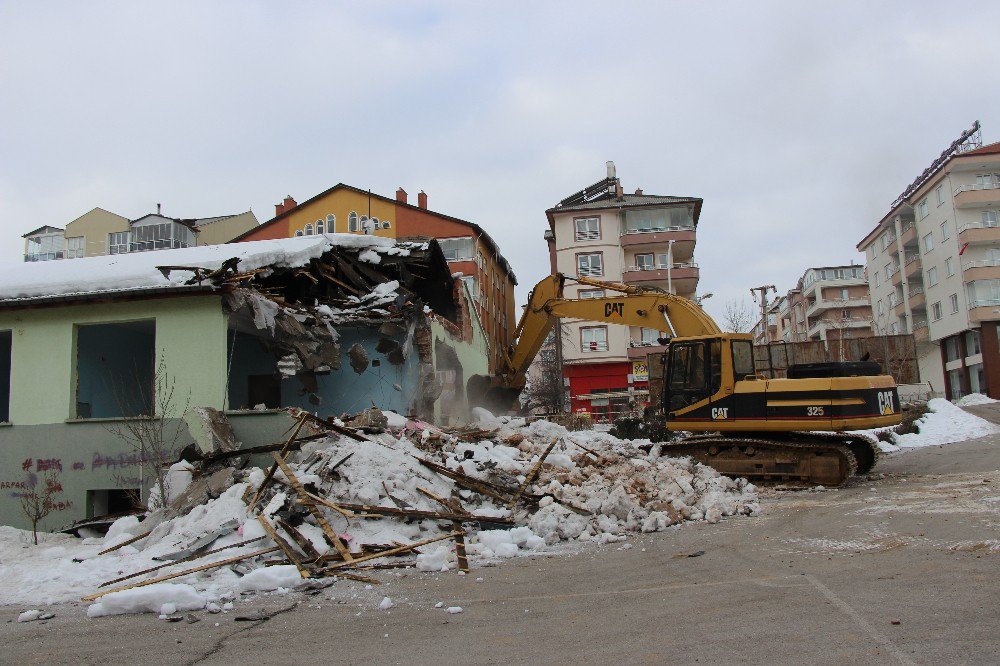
{"left": 892, "top": 298, "right": 906, "bottom": 318}
{"left": 621, "top": 262, "right": 699, "bottom": 292}
{"left": 958, "top": 221, "right": 1000, "bottom": 246}
{"left": 968, "top": 300, "right": 1000, "bottom": 323}
{"left": 912, "top": 320, "right": 929, "bottom": 341}
{"left": 805, "top": 297, "right": 870, "bottom": 318}
{"left": 954, "top": 183, "right": 1000, "bottom": 209}
{"left": 620, "top": 228, "right": 696, "bottom": 260}
{"left": 907, "top": 286, "right": 926, "bottom": 310}
{"left": 899, "top": 221, "right": 918, "bottom": 248}
{"left": 627, "top": 341, "right": 668, "bottom": 360}
{"left": 807, "top": 317, "right": 872, "bottom": 339}
{"left": 962, "top": 259, "right": 1000, "bottom": 282}
{"left": 903, "top": 253, "right": 922, "bottom": 278}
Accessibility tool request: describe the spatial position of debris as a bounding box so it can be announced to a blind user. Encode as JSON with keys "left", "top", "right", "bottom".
{"left": 348, "top": 343, "right": 370, "bottom": 374}
{"left": 186, "top": 613, "right": 201, "bottom": 624}
{"left": 891, "top": 619, "right": 901, "bottom": 625}
{"left": 687, "top": 550, "right": 706, "bottom": 558}
{"left": 378, "top": 596, "right": 394, "bottom": 610}
{"left": 446, "top": 606, "right": 463, "bottom": 614}
{"left": 17, "top": 610, "right": 42, "bottom": 623}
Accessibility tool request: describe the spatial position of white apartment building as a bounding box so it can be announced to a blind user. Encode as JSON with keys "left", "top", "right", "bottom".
{"left": 543, "top": 162, "right": 703, "bottom": 420}
{"left": 857, "top": 124, "right": 1000, "bottom": 399}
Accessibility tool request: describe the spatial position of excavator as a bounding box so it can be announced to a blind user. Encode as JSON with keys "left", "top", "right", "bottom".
{"left": 468, "top": 273, "right": 902, "bottom": 486}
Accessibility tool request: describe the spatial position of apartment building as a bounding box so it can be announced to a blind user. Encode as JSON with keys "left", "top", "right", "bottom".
{"left": 22, "top": 207, "right": 258, "bottom": 262}
{"left": 778, "top": 265, "right": 871, "bottom": 343}
{"left": 753, "top": 296, "right": 786, "bottom": 345}
{"left": 544, "top": 162, "right": 702, "bottom": 420}
{"left": 857, "top": 123, "right": 1000, "bottom": 398}
{"left": 233, "top": 183, "right": 517, "bottom": 373}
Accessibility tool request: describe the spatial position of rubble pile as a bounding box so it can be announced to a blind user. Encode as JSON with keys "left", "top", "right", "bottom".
{"left": 69, "top": 409, "right": 757, "bottom": 617}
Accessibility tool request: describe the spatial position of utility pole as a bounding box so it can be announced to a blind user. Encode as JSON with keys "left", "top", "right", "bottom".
{"left": 750, "top": 284, "right": 777, "bottom": 343}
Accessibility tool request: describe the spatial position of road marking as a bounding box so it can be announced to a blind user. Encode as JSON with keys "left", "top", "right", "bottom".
{"left": 805, "top": 574, "right": 915, "bottom": 665}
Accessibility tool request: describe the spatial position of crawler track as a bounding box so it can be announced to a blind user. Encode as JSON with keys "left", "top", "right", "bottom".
{"left": 660, "top": 432, "right": 881, "bottom": 487}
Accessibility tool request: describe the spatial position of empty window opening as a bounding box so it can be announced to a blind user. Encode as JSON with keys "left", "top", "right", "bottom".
{"left": 0, "top": 331, "right": 10, "bottom": 423}
{"left": 75, "top": 321, "right": 155, "bottom": 418}
{"left": 227, "top": 329, "right": 283, "bottom": 410}
{"left": 87, "top": 488, "right": 141, "bottom": 518}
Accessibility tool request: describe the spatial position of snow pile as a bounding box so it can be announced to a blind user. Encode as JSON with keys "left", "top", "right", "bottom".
{"left": 955, "top": 392, "right": 999, "bottom": 407}
{"left": 0, "top": 414, "right": 759, "bottom": 618}
{"left": 880, "top": 398, "right": 1000, "bottom": 452}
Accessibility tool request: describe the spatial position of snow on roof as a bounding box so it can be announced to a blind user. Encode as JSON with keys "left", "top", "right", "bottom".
{"left": 0, "top": 234, "right": 403, "bottom": 305}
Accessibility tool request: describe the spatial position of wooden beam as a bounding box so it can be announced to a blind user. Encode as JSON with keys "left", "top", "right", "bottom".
{"left": 97, "top": 530, "right": 151, "bottom": 555}
{"left": 249, "top": 412, "right": 308, "bottom": 509}
{"left": 271, "top": 452, "right": 354, "bottom": 562}
{"left": 276, "top": 518, "right": 322, "bottom": 561}
{"left": 329, "top": 501, "right": 513, "bottom": 525}
{"left": 83, "top": 546, "right": 279, "bottom": 602}
{"left": 257, "top": 514, "right": 311, "bottom": 579}
{"left": 314, "top": 531, "right": 461, "bottom": 575}
{"left": 98, "top": 536, "right": 266, "bottom": 588}
{"left": 509, "top": 438, "right": 559, "bottom": 507}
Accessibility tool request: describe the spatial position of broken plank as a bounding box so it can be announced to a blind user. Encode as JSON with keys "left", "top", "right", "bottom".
{"left": 415, "top": 457, "right": 515, "bottom": 504}
{"left": 453, "top": 521, "right": 469, "bottom": 573}
{"left": 331, "top": 501, "right": 513, "bottom": 525}
{"left": 257, "top": 514, "right": 311, "bottom": 579}
{"left": 249, "top": 412, "right": 308, "bottom": 509}
{"left": 314, "top": 532, "right": 462, "bottom": 575}
{"left": 98, "top": 530, "right": 151, "bottom": 555}
{"left": 83, "top": 546, "right": 280, "bottom": 602}
{"left": 276, "top": 518, "right": 322, "bottom": 561}
{"left": 301, "top": 490, "right": 354, "bottom": 520}
{"left": 416, "top": 486, "right": 466, "bottom": 514}
{"left": 98, "top": 536, "right": 267, "bottom": 588}
{"left": 271, "top": 452, "right": 354, "bottom": 562}
{"left": 509, "top": 438, "right": 560, "bottom": 507}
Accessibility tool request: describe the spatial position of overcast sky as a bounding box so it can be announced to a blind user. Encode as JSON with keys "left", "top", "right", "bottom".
{"left": 2, "top": 1, "right": 999, "bottom": 324}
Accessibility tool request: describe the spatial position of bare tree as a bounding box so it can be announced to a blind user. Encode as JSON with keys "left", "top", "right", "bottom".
{"left": 520, "top": 345, "right": 565, "bottom": 415}
{"left": 107, "top": 358, "right": 191, "bottom": 510}
{"left": 722, "top": 298, "right": 756, "bottom": 333}
{"left": 20, "top": 471, "right": 61, "bottom": 545}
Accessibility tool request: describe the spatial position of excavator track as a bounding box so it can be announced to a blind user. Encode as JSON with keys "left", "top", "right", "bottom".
{"left": 659, "top": 432, "right": 879, "bottom": 487}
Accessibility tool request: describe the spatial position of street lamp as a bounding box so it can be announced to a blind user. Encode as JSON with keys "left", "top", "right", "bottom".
{"left": 695, "top": 292, "right": 713, "bottom": 306}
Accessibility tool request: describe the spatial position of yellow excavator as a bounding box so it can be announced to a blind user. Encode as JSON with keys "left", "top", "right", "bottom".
{"left": 469, "top": 273, "right": 902, "bottom": 486}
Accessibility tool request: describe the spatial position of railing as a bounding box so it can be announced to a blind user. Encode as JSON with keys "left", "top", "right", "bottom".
{"left": 24, "top": 252, "right": 64, "bottom": 262}
{"left": 577, "top": 267, "right": 604, "bottom": 277}
{"left": 968, "top": 299, "right": 1000, "bottom": 309}
{"left": 575, "top": 229, "right": 600, "bottom": 241}
{"left": 908, "top": 285, "right": 925, "bottom": 297}
{"left": 900, "top": 219, "right": 914, "bottom": 232}
{"left": 626, "top": 261, "right": 699, "bottom": 272}
{"left": 913, "top": 319, "right": 928, "bottom": 329}
{"left": 962, "top": 259, "right": 1000, "bottom": 271}
{"left": 886, "top": 264, "right": 900, "bottom": 277}
{"left": 881, "top": 235, "right": 897, "bottom": 250}
{"left": 958, "top": 220, "right": 1000, "bottom": 233}
{"left": 622, "top": 225, "right": 694, "bottom": 235}
{"left": 954, "top": 182, "right": 1000, "bottom": 196}
{"left": 582, "top": 341, "right": 609, "bottom": 352}
{"left": 905, "top": 254, "right": 920, "bottom": 266}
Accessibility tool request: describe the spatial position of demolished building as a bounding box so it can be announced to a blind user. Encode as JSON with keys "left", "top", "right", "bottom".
{"left": 0, "top": 234, "right": 488, "bottom": 530}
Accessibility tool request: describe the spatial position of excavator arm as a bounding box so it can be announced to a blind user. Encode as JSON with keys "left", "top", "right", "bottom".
{"left": 494, "top": 273, "right": 721, "bottom": 389}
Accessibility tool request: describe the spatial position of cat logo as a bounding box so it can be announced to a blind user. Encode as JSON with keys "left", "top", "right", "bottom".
{"left": 711, "top": 407, "right": 729, "bottom": 420}
{"left": 604, "top": 302, "right": 625, "bottom": 318}
{"left": 877, "top": 391, "right": 895, "bottom": 415}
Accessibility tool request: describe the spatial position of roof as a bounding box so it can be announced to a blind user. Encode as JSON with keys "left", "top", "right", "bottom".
{"left": 0, "top": 234, "right": 417, "bottom": 307}
{"left": 22, "top": 225, "right": 65, "bottom": 238}
{"left": 958, "top": 140, "right": 1000, "bottom": 157}
{"left": 131, "top": 211, "right": 256, "bottom": 233}
{"left": 229, "top": 183, "right": 517, "bottom": 284}
{"left": 545, "top": 178, "right": 703, "bottom": 225}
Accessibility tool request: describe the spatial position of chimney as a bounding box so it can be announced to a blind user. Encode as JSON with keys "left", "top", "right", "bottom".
{"left": 396, "top": 187, "right": 408, "bottom": 204}
{"left": 156, "top": 203, "right": 161, "bottom": 215}
{"left": 417, "top": 190, "right": 428, "bottom": 209}
{"left": 275, "top": 195, "right": 297, "bottom": 217}
{"left": 634, "top": 188, "right": 643, "bottom": 195}
{"left": 614, "top": 180, "right": 624, "bottom": 201}
{"left": 606, "top": 161, "right": 616, "bottom": 179}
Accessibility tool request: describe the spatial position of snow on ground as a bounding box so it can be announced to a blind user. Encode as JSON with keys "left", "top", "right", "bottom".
{"left": 955, "top": 392, "right": 999, "bottom": 407}
{"left": 0, "top": 416, "right": 758, "bottom": 619}
{"left": 876, "top": 398, "right": 1000, "bottom": 452}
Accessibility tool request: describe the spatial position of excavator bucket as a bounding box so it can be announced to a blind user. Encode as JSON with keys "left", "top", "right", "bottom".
{"left": 466, "top": 374, "right": 522, "bottom": 414}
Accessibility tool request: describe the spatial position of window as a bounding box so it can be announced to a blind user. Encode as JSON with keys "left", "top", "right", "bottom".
{"left": 579, "top": 289, "right": 605, "bottom": 299}
{"left": 840, "top": 288, "right": 849, "bottom": 299}
{"left": 975, "top": 174, "right": 999, "bottom": 190}
{"left": 867, "top": 246, "right": 876, "bottom": 261}
{"left": 348, "top": 212, "right": 359, "bottom": 232}
{"left": 890, "top": 322, "right": 899, "bottom": 334}
{"left": 967, "top": 329, "right": 982, "bottom": 355}
{"left": 936, "top": 185, "right": 945, "bottom": 205}
{"left": 945, "top": 337, "right": 961, "bottom": 362}
{"left": 982, "top": 211, "right": 999, "bottom": 227}
{"left": 294, "top": 230, "right": 303, "bottom": 237}
{"left": 932, "top": 301, "right": 942, "bottom": 321}
{"left": 640, "top": 328, "right": 663, "bottom": 345}
{"left": 75, "top": 321, "right": 155, "bottom": 419}
{"left": 841, "top": 309, "right": 850, "bottom": 320}
{"left": 881, "top": 233, "right": 894, "bottom": 251}
{"left": 874, "top": 271, "right": 881, "bottom": 288}
{"left": 877, "top": 300, "right": 884, "bottom": 315}
{"left": 574, "top": 217, "right": 600, "bottom": 241}
{"left": 635, "top": 253, "right": 655, "bottom": 270}
{"left": 438, "top": 237, "right": 475, "bottom": 261}
{"left": 108, "top": 232, "right": 129, "bottom": 254}
{"left": 66, "top": 236, "right": 85, "bottom": 258}
{"left": 884, "top": 264, "right": 893, "bottom": 279}
{"left": 580, "top": 326, "right": 608, "bottom": 352}
{"left": 918, "top": 198, "right": 929, "bottom": 219}
{"left": 0, "top": 330, "right": 10, "bottom": 423}
{"left": 940, "top": 221, "right": 950, "bottom": 241}
{"left": 624, "top": 206, "right": 694, "bottom": 233}
{"left": 129, "top": 221, "right": 194, "bottom": 252}
{"left": 326, "top": 214, "right": 336, "bottom": 232}
{"left": 988, "top": 248, "right": 1000, "bottom": 265}
{"left": 945, "top": 256, "right": 954, "bottom": 276}
{"left": 950, "top": 293, "right": 959, "bottom": 313}
{"left": 382, "top": 220, "right": 391, "bottom": 229}
{"left": 577, "top": 253, "right": 603, "bottom": 277}
{"left": 923, "top": 233, "right": 934, "bottom": 253}
{"left": 927, "top": 266, "right": 939, "bottom": 286}
{"left": 732, "top": 340, "right": 755, "bottom": 379}
{"left": 304, "top": 223, "right": 313, "bottom": 235}
{"left": 316, "top": 219, "right": 324, "bottom": 234}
